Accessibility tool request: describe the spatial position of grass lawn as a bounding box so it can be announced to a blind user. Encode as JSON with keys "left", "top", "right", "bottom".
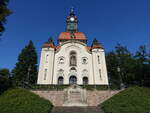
{"left": 0, "top": 88, "right": 53, "bottom": 113}
{"left": 100, "top": 86, "right": 150, "bottom": 113}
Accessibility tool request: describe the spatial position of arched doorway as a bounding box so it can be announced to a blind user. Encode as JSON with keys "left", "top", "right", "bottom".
{"left": 58, "top": 76, "right": 64, "bottom": 85}
{"left": 83, "top": 77, "right": 88, "bottom": 85}
{"left": 69, "top": 76, "right": 77, "bottom": 85}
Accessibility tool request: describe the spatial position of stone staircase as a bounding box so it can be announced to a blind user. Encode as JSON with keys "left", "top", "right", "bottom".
{"left": 51, "top": 106, "right": 104, "bottom": 113}
{"left": 32, "top": 87, "right": 120, "bottom": 106}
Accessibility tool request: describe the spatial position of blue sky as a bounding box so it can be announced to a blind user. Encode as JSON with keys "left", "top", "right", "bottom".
{"left": 0, "top": 0, "right": 150, "bottom": 70}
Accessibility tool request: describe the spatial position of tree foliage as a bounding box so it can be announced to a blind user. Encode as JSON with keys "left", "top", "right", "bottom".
{"left": 106, "top": 44, "right": 150, "bottom": 88}
{"left": 0, "top": 0, "right": 12, "bottom": 36}
{"left": 12, "top": 41, "right": 38, "bottom": 87}
{"left": 0, "top": 68, "right": 11, "bottom": 94}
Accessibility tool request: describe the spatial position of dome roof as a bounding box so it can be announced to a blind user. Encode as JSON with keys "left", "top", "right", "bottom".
{"left": 58, "top": 32, "right": 87, "bottom": 40}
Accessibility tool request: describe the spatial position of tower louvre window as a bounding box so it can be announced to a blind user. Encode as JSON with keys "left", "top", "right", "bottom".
{"left": 44, "top": 69, "right": 47, "bottom": 80}
{"left": 98, "top": 56, "right": 100, "bottom": 64}
{"left": 99, "top": 69, "right": 102, "bottom": 80}
{"left": 46, "top": 54, "right": 49, "bottom": 63}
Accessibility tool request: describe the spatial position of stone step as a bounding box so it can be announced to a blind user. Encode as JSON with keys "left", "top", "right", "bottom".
{"left": 51, "top": 106, "right": 104, "bottom": 113}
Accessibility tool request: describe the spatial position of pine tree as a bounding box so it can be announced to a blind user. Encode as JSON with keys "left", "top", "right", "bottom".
{"left": 12, "top": 41, "right": 38, "bottom": 87}
{"left": 0, "top": 68, "right": 11, "bottom": 94}
{"left": 0, "top": 0, "right": 12, "bottom": 36}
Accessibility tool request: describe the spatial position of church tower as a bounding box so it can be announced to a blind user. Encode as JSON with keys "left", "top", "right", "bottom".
{"left": 37, "top": 9, "right": 108, "bottom": 85}
{"left": 66, "top": 8, "right": 78, "bottom": 32}
{"left": 59, "top": 8, "right": 87, "bottom": 44}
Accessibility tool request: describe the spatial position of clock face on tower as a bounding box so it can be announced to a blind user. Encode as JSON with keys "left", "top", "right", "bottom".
{"left": 67, "top": 16, "right": 77, "bottom": 31}
{"left": 70, "top": 17, "right": 75, "bottom": 21}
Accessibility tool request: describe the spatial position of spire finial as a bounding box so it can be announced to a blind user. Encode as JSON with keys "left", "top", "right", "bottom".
{"left": 70, "top": 7, "right": 75, "bottom": 16}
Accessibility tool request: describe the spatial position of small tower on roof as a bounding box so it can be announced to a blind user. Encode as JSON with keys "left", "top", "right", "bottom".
{"left": 43, "top": 37, "right": 55, "bottom": 48}
{"left": 58, "top": 8, "right": 87, "bottom": 44}
{"left": 66, "top": 7, "right": 78, "bottom": 32}
{"left": 92, "top": 38, "right": 103, "bottom": 49}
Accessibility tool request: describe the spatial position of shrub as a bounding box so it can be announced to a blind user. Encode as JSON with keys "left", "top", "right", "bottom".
{"left": 100, "top": 86, "right": 150, "bottom": 113}
{"left": 0, "top": 88, "right": 53, "bottom": 113}
{"left": 31, "top": 85, "right": 111, "bottom": 90}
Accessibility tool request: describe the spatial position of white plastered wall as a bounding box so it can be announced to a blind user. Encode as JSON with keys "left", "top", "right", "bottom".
{"left": 37, "top": 48, "right": 55, "bottom": 84}
{"left": 92, "top": 48, "right": 108, "bottom": 85}
{"left": 37, "top": 41, "right": 108, "bottom": 85}
{"left": 53, "top": 41, "right": 94, "bottom": 85}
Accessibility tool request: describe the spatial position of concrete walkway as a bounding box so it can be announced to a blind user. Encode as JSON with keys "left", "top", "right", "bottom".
{"left": 51, "top": 106, "right": 105, "bottom": 113}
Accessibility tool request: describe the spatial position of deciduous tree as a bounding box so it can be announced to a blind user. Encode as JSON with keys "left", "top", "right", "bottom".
{"left": 0, "top": 0, "right": 12, "bottom": 36}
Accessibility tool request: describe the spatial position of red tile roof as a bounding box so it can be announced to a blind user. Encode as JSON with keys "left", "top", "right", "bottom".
{"left": 92, "top": 44, "right": 103, "bottom": 49}
{"left": 42, "top": 43, "right": 55, "bottom": 48}
{"left": 58, "top": 32, "right": 87, "bottom": 40}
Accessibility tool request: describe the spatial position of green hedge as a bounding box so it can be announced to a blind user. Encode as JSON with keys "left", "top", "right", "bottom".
{"left": 31, "top": 85, "right": 113, "bottom": 90}
{"left": 100, "top": 86, "right": 150, "bottom": 113}
{"left": 31, "top": 85, "right": 69, "bottom": 90}
{"left": 0, "top": 88, "right": 53, "bottom": 113}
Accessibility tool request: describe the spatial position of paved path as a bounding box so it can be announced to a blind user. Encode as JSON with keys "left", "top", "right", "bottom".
{"left": 51, "top": 106, "right": 104, "bottom": 113}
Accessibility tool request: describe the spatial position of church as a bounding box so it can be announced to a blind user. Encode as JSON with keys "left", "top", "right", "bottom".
{"left": 37, "top": 9, "right": 108, "bottom": 85}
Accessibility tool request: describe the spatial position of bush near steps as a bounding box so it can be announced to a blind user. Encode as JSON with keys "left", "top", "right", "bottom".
{"left": 0, "top": 88, "right": 53, "bottom": 113}
{"left": 100, "top": 86, "right": 150, "bottom": 113}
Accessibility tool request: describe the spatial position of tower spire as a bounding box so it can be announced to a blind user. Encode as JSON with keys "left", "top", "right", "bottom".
{"left": 70, "top": 7, "right": 75, "bottom": 16}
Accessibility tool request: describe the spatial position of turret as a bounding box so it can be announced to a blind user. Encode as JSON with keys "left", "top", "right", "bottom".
{"left": 91, "top": 38, "right": 103, "bottom": 49}
{"left": 43, "top": 38, "right": 55, "bottom": 48}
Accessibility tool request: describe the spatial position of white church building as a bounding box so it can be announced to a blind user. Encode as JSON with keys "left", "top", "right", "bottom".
{"left": 37, "top": 9, "right": 108, "bottom": 85}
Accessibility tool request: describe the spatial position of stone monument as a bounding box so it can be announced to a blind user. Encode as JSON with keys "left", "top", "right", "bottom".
{"left": 63, "top": 85, "right": 88, "bottom": 106}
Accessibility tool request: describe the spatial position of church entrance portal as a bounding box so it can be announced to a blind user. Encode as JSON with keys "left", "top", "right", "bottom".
{"left": 69, "top": 76, "right": 77, "bottom": 84}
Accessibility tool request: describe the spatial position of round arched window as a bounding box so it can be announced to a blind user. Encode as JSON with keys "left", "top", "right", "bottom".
{"left": 82, "top": 57, "right": 88, "bottom": 64}
{"left": 58, "top": 57, "right": 65, "bottom": 64}
{"left": 58, "top": 76, "right": 64, "bottom": 85}
{"left": 70, "top": 51, "right": 77, "bottom": 66}
{"left": 83, "top": 77, "right": 88, "bottom": 85}
{"left": 70, "top": 67, "right": 77, "bottom": 72}
{"left": 69, "top": 76, "right": 77, "bottom": 85}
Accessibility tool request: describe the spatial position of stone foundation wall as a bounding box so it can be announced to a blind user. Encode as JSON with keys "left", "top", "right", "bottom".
{"left": 86, "top": 90, "right": 120, "bottom": 106}
{"left": 32, "top": 90, "right": 120, "bottom": 106}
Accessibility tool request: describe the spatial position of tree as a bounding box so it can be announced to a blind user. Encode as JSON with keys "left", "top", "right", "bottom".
{"left": 106, "top": 51, "right": 120, "bottom": 88}
{"left": 0, "top": 68, "right": 10, "bottom": 78}
{"left": 106, "top": 44, "right": 136, "bottom": 89}
{"left": 0, "top": 68, "right": 11, "bottom": 94}
{"left": 115, "top": 44, "right": 136, "bottom": 86}
{"left": 106, "top": 44, "right": 150, "bottom": 88}
{"left": 12, "top": 41, "right": 38, "bottom": 87}
{"left": 135, "top": 45, "right": 149, "bottom": 86}
{"left": 135, "top": 45, "right": 148, "bottom": 63}
{"left": 0, "top": 0, "right": 12, "bottom": 36}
